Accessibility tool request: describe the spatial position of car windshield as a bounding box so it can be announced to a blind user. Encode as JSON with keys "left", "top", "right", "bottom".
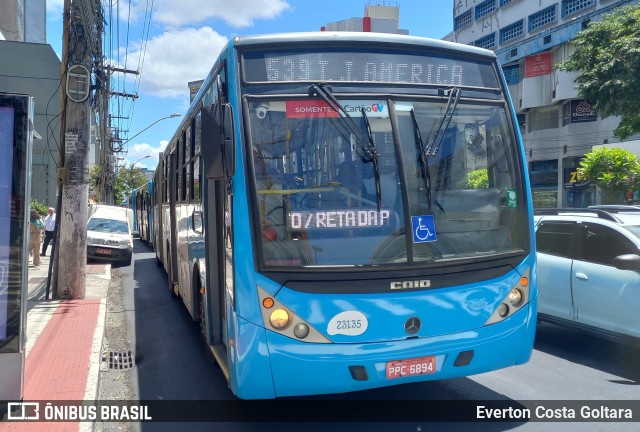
{"left": 87, "top": 218, "right": 129, "bottom": 234}
{"left": 248, "top": 97, "right": 527, "bottom": 268}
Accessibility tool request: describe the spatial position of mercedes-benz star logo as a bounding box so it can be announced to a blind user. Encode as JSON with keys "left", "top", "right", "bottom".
{"left": 404, "top": 317, "right": 421, "bottom": 335}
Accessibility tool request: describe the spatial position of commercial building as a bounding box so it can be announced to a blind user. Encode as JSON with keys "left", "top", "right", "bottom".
{"left": 1, "top": 0, "right": 103, "bottom": 208}
{"left": 447, "top": 0, "right": 640, "bottom": 207}
{"left": 1, "top": 0, "right": 60, "bottom": 207}
{"left": 322, "top": 1, "right": 409, "bottom": 34}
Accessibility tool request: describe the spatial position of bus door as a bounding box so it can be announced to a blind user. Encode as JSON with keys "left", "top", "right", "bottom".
{"left": 204, "top": 178, "right": 229, "bottom": 349}
{"left": 168, "top": 150, "right": 179, "bottom": 296}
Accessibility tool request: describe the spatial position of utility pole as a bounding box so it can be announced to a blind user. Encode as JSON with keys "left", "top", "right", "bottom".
{"left": 56, "top": 0, "right": 96, "bottom": 299}
{"left": 100, "top": 67, "right": 138, "bottom": 205}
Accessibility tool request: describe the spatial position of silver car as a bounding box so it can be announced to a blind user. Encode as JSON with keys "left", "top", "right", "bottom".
{"left": 534, "top": 208, "right": 640, "bottom": 346}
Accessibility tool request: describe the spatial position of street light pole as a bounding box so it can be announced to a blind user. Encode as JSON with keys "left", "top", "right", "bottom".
{"left": 130, "top": 155, "right": 151, "bottom": 168}
{"left": 118, "top": 113, "right": 181, "bottom": 148}
{"left": 105, "top": 113, "right": 180, "bottom": 204}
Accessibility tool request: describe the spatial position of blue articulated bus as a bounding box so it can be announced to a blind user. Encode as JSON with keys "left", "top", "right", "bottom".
{"left": 154, "top": 32, "right": 537, "bottom": 399}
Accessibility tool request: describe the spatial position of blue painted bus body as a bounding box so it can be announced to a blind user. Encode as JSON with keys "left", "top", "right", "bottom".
{"left": 155, "top": 32, "right": 537, "bottom": 399}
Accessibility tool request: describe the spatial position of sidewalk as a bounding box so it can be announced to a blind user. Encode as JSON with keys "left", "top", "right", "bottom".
{"left": 1, "top": 253, "right": 111, "bottom": 432}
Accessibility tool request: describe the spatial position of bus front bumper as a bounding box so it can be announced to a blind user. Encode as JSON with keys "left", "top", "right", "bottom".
{"left": 235, "top": 303, "right": 535, "bottom": 398}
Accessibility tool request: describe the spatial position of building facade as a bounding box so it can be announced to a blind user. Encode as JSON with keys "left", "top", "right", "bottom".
{"left": 0, "top": 0, "right": 46, "bottom": 43}
{"left": 447, "top": 0, "right": 640, "bottom": 207}
{"left": 1, "top": 1, "right": 102, "bottom": 208}
{"left": 322, "top": 1, "right": 409, "bottom": 34}
{"left": 0, "top": 40, "right": 61, "bottom": 207}
{"left": 1, "top": 0, "right": 60, "bottom": 208}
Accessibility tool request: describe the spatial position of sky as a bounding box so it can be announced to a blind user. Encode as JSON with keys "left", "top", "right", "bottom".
{"left": 45, "top": 0, "right": 455, "bottom": 171}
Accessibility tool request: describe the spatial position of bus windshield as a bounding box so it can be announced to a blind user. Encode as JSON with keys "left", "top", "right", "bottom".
{"left": 249, "top": 97, "right": 526, "bottom": 268}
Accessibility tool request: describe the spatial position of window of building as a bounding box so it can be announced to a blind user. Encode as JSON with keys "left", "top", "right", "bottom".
{"left": 554, "top": 43, "right": 576, "bottom": 66}
{"left": 502, "top": 65, "right": 520, "bottom": 85}
{"left": 561, "top": 0, "right": 595, "bottom": 18}
{"left": 529, "top": 5, "right": 557, "bottom": 32}
{"left": 475, "top": 0, "right": 496, "bottom": 20}
{"left": 528, "top": 109, "right": 559, "bottom": 132}
{"left": 475, "top": 32, "right": 496, "bottom": 49}
{"left": 500, "top": 0, "right": 516, "bottom": 6}
{"left": 500, "top": 20, "right": 524, "bottom": 44}
{"left": 530, "top": 160, "right": 558, "bottom": 172}
{"left": 455, "top": 9, "right": 472, "bottom": 30}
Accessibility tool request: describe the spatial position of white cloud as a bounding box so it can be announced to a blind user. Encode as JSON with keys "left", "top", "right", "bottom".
{"left": 150, "top": 0, "right": 291, "bottom": 28}
{"left": 126, "top": 27, "right": 229, "bottom": 98}
{"left": 125, "top": 141, "right": 170, "bottom": 170}
{"left": 46, "top": 0, "right": 64, "bottom": 14}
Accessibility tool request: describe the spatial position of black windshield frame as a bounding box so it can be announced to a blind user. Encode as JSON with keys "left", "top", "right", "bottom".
{"left": 243, "top": 91, "right": 530, "bottom": 275}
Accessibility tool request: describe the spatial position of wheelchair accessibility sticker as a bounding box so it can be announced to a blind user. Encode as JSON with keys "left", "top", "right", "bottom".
{"left": 412, "top": 215, "right": 437, "bottom": 243}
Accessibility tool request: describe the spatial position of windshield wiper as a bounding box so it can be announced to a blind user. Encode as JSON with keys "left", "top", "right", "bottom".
{"left": 424, "top": 87, "right": 461, "bottom": 157}
{"left": 308, "top": 83, "right": 382, "bottom": 211}
{"left": 360, "top": 108, "right": 382, "bottom": 211}
{"left": 410, "top": 109, "right": 433, "bottom": 211}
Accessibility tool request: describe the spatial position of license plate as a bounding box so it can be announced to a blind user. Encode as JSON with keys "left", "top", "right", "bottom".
{"left": 95, "top": 248, "right": 112, "bottom": 256}
{"left": 386, "top": 356, "right": 436, "bottom": 379}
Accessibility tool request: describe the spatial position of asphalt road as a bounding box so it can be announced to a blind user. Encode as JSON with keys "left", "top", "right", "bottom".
{"left": 98, "top": 240, "right": 640, "bottom": 432}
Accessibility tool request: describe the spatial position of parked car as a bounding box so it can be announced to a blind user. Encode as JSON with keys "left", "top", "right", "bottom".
{"left": 89, "top": 203, "right": 134, "bottom": 236}
{"left": 534, "top": 208, "right": 640, "bottom": 346}
{"left": 86, "top": 205, "right": 133, "bottom": 265}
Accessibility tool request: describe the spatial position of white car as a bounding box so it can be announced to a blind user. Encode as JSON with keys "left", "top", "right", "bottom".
{"left": 86, "top": 207, "right": 133, "bottom": 265}
{"left": 534, "top": 207, "right": 640, "bottom": 346}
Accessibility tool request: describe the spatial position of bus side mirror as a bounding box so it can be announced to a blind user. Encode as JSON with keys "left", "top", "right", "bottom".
{"left": 201, "top": 103, "right": 235, "bottom": 179}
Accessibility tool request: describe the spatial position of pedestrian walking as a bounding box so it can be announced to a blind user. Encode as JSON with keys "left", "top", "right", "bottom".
{"left": 41, "top": 207, "right": 56, "bottom": 256}
{"left": 29, "top": 209, "right": 44, "bottom": 267}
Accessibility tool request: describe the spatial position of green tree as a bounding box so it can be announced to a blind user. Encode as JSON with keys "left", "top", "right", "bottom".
{"left": 558, "top": 5, "right": 640, "bottom": 139}
{"left": 578, "top": 147, "right": 640, "bottom": 203}
{"left": 114, "top": 164, "right": 149, "bottom": 205}
{"left": 465, "top": 168, "right": 489, "bottom": 189}
{"left": 31, "top": 198, "right": 48, "bottom": 215}
{"left": 88, "top": 165, "right": 102, "bottom": 201}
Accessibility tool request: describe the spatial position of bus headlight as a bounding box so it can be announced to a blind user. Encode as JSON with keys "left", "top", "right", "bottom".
{"left": 257, "top": 286, "right": 331, "bottom": 343}
{"left": 269, "top": 309, "right": 290, "bottom": 329}
{"left": 508, "top": 288, "right": 523, "bottom": 306}
{"left": 497, "top": 303, "right": 509, "bottom": 318}
{"left": 293, "top": 323, "right": 310, "bottom": 339}
{"left": 484, "top": 269, "right": 530, "bottom": 326}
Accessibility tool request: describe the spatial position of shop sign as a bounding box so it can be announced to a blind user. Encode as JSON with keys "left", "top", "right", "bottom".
{"left": 563, "top": 100, "right": 597, "bottom": 126}
{"left": 525, "top": 52, "right": 552, "bottom": 78}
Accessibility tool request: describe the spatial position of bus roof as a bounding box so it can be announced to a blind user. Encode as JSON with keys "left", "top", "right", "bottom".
{"left": 231, "top": 31, "right": 496, "bottom": 59}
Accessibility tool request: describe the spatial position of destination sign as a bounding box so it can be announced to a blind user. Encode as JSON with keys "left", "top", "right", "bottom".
{"left": 288, "top": 209, "right": 391, "bottom": 230}
{"left": 243, "top": 50, "right": 499, "bottom": 88}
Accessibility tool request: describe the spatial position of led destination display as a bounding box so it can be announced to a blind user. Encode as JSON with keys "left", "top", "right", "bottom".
{"left": 244, "top": 49, "right": 499, "bottom": 88}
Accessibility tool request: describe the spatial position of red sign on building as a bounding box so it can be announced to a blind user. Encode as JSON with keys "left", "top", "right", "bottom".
{"left": 525, "top": 52, "right": 552, "bottom": 78}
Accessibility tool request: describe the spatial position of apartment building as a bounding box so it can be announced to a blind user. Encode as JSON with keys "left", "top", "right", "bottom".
{"left": 447, "top": 0, "right": 640, "bottom": 207}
